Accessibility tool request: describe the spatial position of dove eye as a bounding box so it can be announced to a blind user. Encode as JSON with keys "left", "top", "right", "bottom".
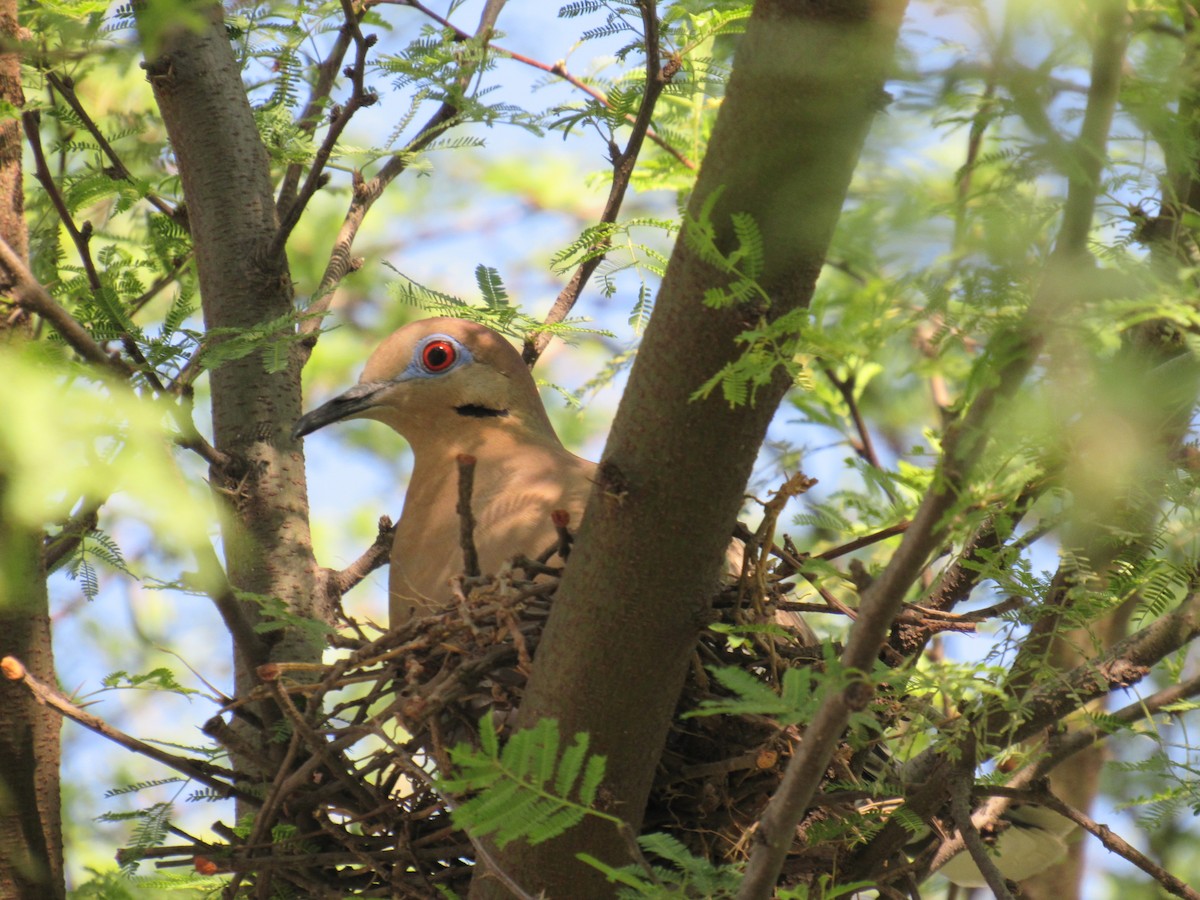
{"left": 421, "top": 339, "right": 457, "bottom": 373}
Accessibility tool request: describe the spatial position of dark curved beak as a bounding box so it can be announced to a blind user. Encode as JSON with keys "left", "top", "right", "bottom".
{"left": 292, "top": 382, "right": 386, "bottom": 440}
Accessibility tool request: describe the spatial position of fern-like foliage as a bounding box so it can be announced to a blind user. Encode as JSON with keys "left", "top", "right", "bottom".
{"left": 104, "top": 777, "right": 185, "bottom": 798}
{"left": 65, "top": 530, "right": 134, "bottom": 602}
{"left": 438, "top": 712, "right": 611, "bottom": 848}
{"left": 684, "top": 665, "right": 820, "bottom": 726}
{"left": 106, "top": 801, "right": 172, "bottom": 875}
{"left": 101, "top": 667, "right": 198, "bottom": 698}
{"left": 387, "top": 264, "right": 613, "bottom": 345}
{"left": 579, "top": 832, "right": 743, "bottom": 898}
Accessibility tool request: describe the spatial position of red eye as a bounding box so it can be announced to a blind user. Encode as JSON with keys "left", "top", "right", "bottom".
{"left": 421, "top": 339, "right": 457, "bottom": 373}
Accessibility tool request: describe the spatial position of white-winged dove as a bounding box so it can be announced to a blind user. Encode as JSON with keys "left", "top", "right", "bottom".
{"left": 293, "top": 317, "right": 596, "bottom": 626}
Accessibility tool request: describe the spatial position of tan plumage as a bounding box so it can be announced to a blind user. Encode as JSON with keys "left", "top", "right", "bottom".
{"left": 294, "top": 317, "right": 595, "bottom": 625}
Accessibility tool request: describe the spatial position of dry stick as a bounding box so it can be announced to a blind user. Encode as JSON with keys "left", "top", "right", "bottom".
{"left": 297, "top": 0, "right": 508, "bottom": 341}
{"left": 456, "top": 454, "right": 481, "bottom": 578}
{"left": 384, "top": 0, "right": 696, "bottom": 171}
{"left": 333, "top": 514, "right": 397, "bottom": 594}
{"left": 265, "top": 676, "right": 381, "bottom": 813}
{"left": 43, "top": 72, "right": 177, "bottom": 219}
{"left": 523, "top": 0, "right": 672, "bottom": 367}
{"left": 0, "top": 234, "right": 133, "bottom": 376}
{"left": 0, "top": 656, "right": 256, "bottom": 805}
{"left": 224, "top": 727, "right": 305, "bottom": 898}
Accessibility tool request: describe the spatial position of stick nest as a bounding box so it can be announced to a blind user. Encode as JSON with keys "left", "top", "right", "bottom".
{"left": 139, "top": 570, "right": 869, "bottom": 898}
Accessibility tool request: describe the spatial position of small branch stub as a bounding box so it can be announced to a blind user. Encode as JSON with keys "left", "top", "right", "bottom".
{"left": 457, "top": 453, "right": 480, "bottom": 578}
{"left": 2, "top": 655, "right": 26, "bottom": 680}
{"left": 551, "top": 508, "right": 573, "bottom": 561}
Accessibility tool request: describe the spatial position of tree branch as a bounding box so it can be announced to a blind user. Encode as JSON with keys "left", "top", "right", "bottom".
{"left": 948, "top": 744, "right": 1016, "bottom": 900}
{"left": 1030, "top": 790, "right": 1200, "bottom": 900}
{"left": 332, "top": 515, "right": 396, "bottom": 595}
{"left": 270, "top": 0, "right": 378, "bottom": 258}
{"left": 298, "top": 0, "right": 508, "bottom": 341}
{"left": 41, "top": 501, "right": 101, "bottom": 572}
{"left": 0, "top": 656, "right": 255, "bottom": 805}
{"left": 383, "top": 0, "right": 696, "bottom": 170}
{"left": 21, "top": 110, "right": 102, "bottom": 294}
{"left": 275, "top": 8, "right": 360, "bottom": 213}
{"left": 523, "top": 0, "right": 673, "bottom": 366}
{"left": 0, "top": 235, "right": 133, "bottom": 377}
{"left": 43, "top": 72, "right": 177, "bottom": 219}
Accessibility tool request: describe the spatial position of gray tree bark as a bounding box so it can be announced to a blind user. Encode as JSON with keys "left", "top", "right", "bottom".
{"left": 0, "top": 0, "right": 65, "bottom": 894}
{"left": 471, "top": 2, "right": 907, "bottom": 896}
{"left": 136, "top": 3, "right": 320, "bottom": 767}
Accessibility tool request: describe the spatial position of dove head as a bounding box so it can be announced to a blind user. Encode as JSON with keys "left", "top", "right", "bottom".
{"left": 292, "top": 318, "right": 557, "bottom": 454}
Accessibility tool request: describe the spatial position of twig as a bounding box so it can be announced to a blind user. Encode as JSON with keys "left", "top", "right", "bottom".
{"left": 174, "top": 430, "right": 232, "bottom": 470}
{"left": 271, "top": 0, "right": 378, "bottom": 258}
{"left": 128, "top": 251, "right": 193, "bottom": 317}
{"left": 947, "top": 740, "right": 1016, "bottom": 900}
{"left": 381, "top": 0, "right": 695, "bottom": 170}
{"left": 523, "top": 0, "right": 673, "bottom": 366}
{"left": 44, "top": 72, "right": 176, "bottom": 219}
{"left": 0, "top": 235, "right": 133, "bottom": 376}
{"left": 0, "top": 655, "right": 255, "bottom": 805}
{"left": 456, "top": 454, "right": 480, "bottom": 578}
{"left": 333, "top": 515, "right": 397, "bottom": 594}
{"left": 1031, "top": 790, "right": 1200, "bottom": 900}
{"left": 815, "top": 521, "right": 910, "bottom": 562}
{"left": 298, "top": 1, "right": 508, "bottom": 341}
{"left": 820, "top": 366, "right": 892, "bottom": 491}
{"left": 42, "top": 500, "right": 102, "bottom": 571}
{"left": 23, "top": 109, "right": 104, "bottom": 294}
{"left": 276, "top": 9, "right": 360, "bottom": 212}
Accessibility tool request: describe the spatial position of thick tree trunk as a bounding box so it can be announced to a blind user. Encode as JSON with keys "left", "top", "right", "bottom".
{"left": 471, "top": 2, "right": 907, "bottom": 897}
{"left": 0, "top": 0, "right": 65, "bottom": 894}
{"left": 137, "top": 3, "right": 319, "bottom": 760}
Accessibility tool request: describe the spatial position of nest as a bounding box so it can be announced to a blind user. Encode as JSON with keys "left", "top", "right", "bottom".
{"left": 135, "top": 567, "right": 876, "bottom": 897}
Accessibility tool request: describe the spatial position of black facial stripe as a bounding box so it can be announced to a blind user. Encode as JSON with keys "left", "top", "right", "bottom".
{"left": 456, "top": 404, "right": 509, "bottom": 418}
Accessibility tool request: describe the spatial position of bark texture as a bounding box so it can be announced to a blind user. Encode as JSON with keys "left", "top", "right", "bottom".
{"left": 0, "top": 0, "right": 65, "bottom": 894}
{"left": 137, "top": 4, "right": 319, "bottom": 743}
{"left": 471, "top": 2, "right": 907, "bottom": 896}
